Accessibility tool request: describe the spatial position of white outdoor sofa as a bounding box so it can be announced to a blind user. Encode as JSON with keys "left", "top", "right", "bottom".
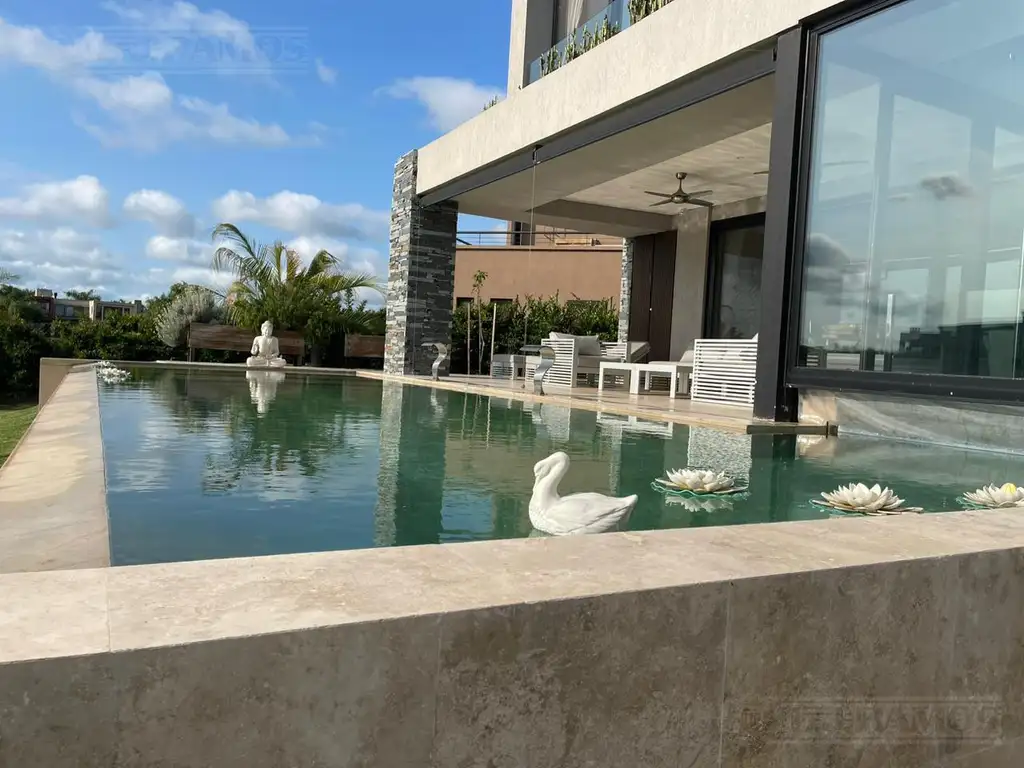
{"left": 528, "top": 334, "right": 649, "bottom": 390}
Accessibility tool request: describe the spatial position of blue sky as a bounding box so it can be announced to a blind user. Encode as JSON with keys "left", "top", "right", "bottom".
{"left": 0, "top": 0, "right": 510, "bottom": 301}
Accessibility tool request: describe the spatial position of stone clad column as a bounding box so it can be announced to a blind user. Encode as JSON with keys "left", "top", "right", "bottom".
{"left": 384, "top": 150, "right": 459, "bottom": 376}
{"left": 617, "top": 238, "right": 634, "bottom": 343}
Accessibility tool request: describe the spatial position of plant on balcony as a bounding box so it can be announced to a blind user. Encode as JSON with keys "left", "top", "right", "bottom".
{"left": 540, "top": 47, "right": 561, "bottom": 77}
{"left": 481, "top": 95, "right": 500, "bottom": 112}
{"left": 628, "top": 0, "right": 673, "bottom": 25}
{"left": 538, "top": 14, "right": 620, "bottom": 79}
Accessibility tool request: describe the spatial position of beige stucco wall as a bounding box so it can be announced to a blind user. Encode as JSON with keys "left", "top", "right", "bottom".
{"left": 418, "top": 0, "right": 846, "bottom": 195}
{"left": 454, "top": 246, "right": 622, "bottom": 305}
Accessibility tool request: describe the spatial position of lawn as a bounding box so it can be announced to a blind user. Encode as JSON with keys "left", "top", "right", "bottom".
{"left": 0, "top": 403, "right": 38, "bottom": 467}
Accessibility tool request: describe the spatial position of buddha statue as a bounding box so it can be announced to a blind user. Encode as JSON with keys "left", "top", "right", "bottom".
{"left": 246, "top": 320, "right": 287, "bottom": 368}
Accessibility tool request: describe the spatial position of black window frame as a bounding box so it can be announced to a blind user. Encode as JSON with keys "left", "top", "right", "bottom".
{"left": 782, "top": 0, "right": 1024, "bottom": 404}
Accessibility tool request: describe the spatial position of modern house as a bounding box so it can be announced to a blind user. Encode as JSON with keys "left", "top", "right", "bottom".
{"left": 454, "top": 225, "right": 622, "bottom": 306}
{"left": 32, "top": 289, "right": 143, "bottom": 322}
{"left": 385, "top": 0, "right": 1024, "bottom": 430}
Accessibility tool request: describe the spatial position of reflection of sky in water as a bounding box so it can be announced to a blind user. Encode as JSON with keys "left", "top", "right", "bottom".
{"left": 97, "top": 369, "right": 1024, "bottom": 567}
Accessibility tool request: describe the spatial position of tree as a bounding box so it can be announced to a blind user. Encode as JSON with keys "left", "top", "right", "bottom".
{"left": 210, "top": 222, "right": 380, "bottom": 348}
{"left": 0, "top": 272, "right": 46, "bottom": 324}
{"left": 64, "top": 289, "right": 100, "bottom": 301}
{"left": 153, "top": 285, "right": 225, "bottom": 347}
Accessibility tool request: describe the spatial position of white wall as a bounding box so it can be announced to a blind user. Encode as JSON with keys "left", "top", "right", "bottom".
{"left": 668, "top": 208, "right": 711, "bottom": 361}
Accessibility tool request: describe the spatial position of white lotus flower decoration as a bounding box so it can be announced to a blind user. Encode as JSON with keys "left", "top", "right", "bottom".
{"left": 654, "top": 469, "right": 745, "bottom": 495}
{"left": 962, "top": 483, "right": 1024, "bottom": 509}
{"left": 95, "top": 361, "right": 131, "bottom": 384}
{"left": 812, "top": 483, "right": 922, "bottom": 516}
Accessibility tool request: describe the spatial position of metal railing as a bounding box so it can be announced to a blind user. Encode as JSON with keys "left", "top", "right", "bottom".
{"left": 456, "top": 230, "right": 621, "bottom": 247}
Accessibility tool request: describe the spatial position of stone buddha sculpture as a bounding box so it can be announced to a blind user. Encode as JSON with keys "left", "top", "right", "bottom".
{"left": 246, "top": 320, "right": 287, "bottom": 368}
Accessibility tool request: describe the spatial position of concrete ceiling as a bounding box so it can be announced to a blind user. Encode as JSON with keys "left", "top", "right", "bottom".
{"left": 452, "top": 74, "right": 776, "bottom": 236}
{"left": 565, "top": 123, "right": 772, "bottom": 213}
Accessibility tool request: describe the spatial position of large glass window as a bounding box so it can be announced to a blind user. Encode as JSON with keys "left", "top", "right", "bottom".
{"left": 797, "top": 0, "right": 1024, "bottom": 378}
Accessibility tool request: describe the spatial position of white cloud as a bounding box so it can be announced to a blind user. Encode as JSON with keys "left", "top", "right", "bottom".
{"left": 315, "top": 58, "right": 336, "bottom": 85}
{"left": 124, "top": 189, "right": 196, "bottom": 237}
{"left": 212, "top": 190, "right": 388, "bottom": 241}
{"left": 382, "top": 77, "right": 503, "bottom": 132}
{"left": 101, "top": 1, "right": 258, "bottom": 56}
{"left": 79, "top": 93, "right": 300, "bottom": 150}
{"left": 0, "top": 176, "right": 111, "bottom": 227}
{"left": 145, "top": 235, "right": 211, "bottom": 265}
{"left": 0, "top": 17, "right": 121, "bottom": 71}
{"left": 74, "top": 72, "right": 174, "bottom": 113}
{"left": 0, "top": 16, "right": 308, "bottom": 150}
{"left": 0, "top": 227, "right": 124, "bottom": 295}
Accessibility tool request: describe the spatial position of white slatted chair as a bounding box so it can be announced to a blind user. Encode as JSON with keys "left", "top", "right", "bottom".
{"left": 542, "top": 333, "right": 628, "bottom": 391}
{"left": 690, "top": 335, "right": 759, "bottom": 408}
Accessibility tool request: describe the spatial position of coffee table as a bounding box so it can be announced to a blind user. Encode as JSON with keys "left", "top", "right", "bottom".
{"left": 598, "top": 361, "right": 641, "bottom": 395}
{"left": 599, "top": 361, "right": 690, "bottom": 399}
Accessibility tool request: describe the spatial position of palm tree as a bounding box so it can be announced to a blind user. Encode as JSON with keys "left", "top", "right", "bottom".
{"left": 211, "top": 223, "right": 380, "bottom": 335}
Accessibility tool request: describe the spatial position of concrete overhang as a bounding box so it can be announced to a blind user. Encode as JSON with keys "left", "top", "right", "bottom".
{"left": 415, "top": 0, "right": 846, "bottom": 197}
{"left": 447, "top": 76, "right": 776, "bottom": 235}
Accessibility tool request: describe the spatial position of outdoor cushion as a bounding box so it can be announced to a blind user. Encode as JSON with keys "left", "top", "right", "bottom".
{"left": 550, "top": 332, "right": 602, "bottom": 357}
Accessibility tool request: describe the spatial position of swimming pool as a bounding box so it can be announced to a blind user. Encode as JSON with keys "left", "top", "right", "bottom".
{"left": 97, "top": 367, "right": 1024, "bottom": 565}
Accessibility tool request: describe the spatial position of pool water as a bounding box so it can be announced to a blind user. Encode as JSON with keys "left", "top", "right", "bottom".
{"left": 98, "top": 367, "right": 1024, "bottom": 565}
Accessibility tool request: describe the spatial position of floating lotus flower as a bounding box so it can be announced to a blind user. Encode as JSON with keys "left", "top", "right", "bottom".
{"left": 95, "top": 361, "right": 131, "bottom": 384}
{"left": 960, "top": 483, "right": 1024, "bottom": 510}
{"left": 812, "top": 483, "right": 922, "bottom": 516}
{"left": 653, "top": 468, "right": 747, "bottom": 498}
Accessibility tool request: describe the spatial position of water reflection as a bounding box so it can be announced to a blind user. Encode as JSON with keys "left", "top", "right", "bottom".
{"left": 97, "top": 369, "right": 1024, "bottom": 566}
{"left": 246, "top": 369, "right": 285, "bottom": 415}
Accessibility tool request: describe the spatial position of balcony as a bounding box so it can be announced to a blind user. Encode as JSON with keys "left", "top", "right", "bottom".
{"left": 526, "top": 0, "right": 675, "bottom": 86}
{"left": 455, "top": 229, "right": 621, "bottom": 247}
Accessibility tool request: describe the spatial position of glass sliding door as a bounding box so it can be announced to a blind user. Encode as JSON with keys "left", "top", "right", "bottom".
{"left": 706, "top": 216, "right": 765, "bottom": 340}
{"left": 795, "top": 0, "right": 1024, "bottom": 380}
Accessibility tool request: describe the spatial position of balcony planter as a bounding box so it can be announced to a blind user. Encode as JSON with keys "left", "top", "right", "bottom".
{"left": 628, "top": 0, "right": 673, "bottom": 25}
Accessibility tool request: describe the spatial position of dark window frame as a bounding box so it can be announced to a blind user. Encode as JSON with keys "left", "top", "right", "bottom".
{"left": 782, "top": 0, "right": 1024, "bottom": 405}
{"left": 703, "top": 212, "right": 767, "bottom": 340}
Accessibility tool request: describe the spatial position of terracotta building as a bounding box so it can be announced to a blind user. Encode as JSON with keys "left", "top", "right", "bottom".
{"left": 453, "top": 225, "right": 622, "bottom": 306}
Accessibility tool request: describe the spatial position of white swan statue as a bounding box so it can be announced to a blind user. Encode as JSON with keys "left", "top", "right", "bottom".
{"left": 529, "top": 452, "right": 638, "bottom": 536}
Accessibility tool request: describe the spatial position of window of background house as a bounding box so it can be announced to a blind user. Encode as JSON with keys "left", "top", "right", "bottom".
{"left": 797, "top": 0, "right": 1024, "bottom": 378}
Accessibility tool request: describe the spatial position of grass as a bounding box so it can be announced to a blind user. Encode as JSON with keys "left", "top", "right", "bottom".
{"left": 0, "top": 403, "right": 38, "bottom": 467}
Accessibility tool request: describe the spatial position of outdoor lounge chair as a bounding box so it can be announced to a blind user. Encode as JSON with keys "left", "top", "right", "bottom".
{"left": 690, "top": 334, "right": 759, "bottom": 407}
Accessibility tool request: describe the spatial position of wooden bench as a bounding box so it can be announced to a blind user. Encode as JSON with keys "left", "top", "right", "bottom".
{"left": 343, "top": 334, "right": 385, "bottom": 359}
{"left": 187, "top": 323, "right": 306, "bottom": 363}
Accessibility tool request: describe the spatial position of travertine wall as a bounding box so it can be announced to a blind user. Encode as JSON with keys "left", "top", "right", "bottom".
{"left": 1, "top": 512, "right": 1022, "bottom": 767}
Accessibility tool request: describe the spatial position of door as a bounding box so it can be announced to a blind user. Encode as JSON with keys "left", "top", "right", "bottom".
{"left": 705, "top": 215, "right": 765, "bottom": 340}
{"left": 628, "top": 230, "right": 677, "bottom": 361}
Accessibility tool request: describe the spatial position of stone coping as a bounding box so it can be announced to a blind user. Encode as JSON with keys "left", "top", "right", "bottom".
{"left": 0, "top": 366, "right": 109, "bottom": 575}
{"left": 3, "top": 506, "right": 1024, "bottom": 665}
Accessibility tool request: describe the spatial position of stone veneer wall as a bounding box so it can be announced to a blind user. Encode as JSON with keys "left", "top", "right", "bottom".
{"left": 617, "top": 238, "right": 634, "bottom": 343}
{"left": 384, "top": 150, "right": 459, "bottom": 376}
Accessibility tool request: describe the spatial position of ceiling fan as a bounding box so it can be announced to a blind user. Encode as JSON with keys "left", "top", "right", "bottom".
{"left": 644, "top": 172, "right": 714, "bottom": 208}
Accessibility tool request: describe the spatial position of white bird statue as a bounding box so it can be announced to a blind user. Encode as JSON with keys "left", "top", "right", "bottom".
{"left": 529, "top": 452, "right": 638, "bottom": 536}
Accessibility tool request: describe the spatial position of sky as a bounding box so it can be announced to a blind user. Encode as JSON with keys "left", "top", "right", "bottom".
{"left": 0, "top": 0, "right": 511, "bottom": 302}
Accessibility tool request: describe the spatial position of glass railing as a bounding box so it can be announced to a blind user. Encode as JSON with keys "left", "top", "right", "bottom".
{"left": 526, "top": 0, "right": 630, "bottom": 86}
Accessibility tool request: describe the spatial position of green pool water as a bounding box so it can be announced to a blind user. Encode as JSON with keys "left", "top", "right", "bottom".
{"left": 98, "top": 367, "right": 1024, "bottom": 566}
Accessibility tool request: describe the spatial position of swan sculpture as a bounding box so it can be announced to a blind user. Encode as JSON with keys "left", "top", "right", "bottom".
{"left": 529, "top": 452, "right": 638, "bottom": 536}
